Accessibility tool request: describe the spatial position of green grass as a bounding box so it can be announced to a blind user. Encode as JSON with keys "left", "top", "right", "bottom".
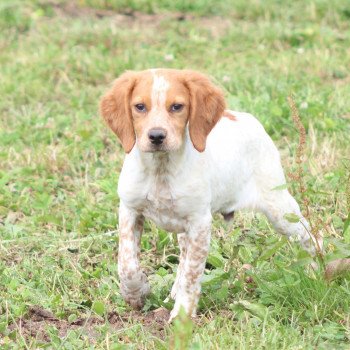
{"left": 1, "top": 0, "right": 350, "bottom": 348}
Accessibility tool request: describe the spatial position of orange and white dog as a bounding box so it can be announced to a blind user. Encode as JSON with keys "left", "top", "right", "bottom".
{"left": 100, "top": 69, "right": 321, "bottom": 321}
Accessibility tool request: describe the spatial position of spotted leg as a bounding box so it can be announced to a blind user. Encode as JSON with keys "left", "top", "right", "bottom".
{"left": 169, "top": 215, "right": 211, "bottom": 322}
{"left": 170, "top": 232, "right": 188, "bottom": 300}
{"left": 118, "top": 202, "right": 150, "bottom": 309}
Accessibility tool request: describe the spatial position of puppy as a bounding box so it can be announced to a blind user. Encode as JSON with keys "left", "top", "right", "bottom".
{"left": 100, "top": 69, "right": 322, "bottom": 321}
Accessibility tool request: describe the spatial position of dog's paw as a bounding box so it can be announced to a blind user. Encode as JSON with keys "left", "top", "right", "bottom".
{"left": 125, "top": 293, "right": 148, "bottom": 310}
{"left": 120, "top": 274, "right": 151, "bottom": 310}
{"left": 168, "top": 297, "right": 197, "bottom": 323}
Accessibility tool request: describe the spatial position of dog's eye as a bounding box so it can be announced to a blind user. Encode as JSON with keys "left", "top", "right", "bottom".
{"left": 135, "top": 103, "right": 146, "bottom": 112}
{"left": 170, "top": 104, "right": 183, "bottom": 112}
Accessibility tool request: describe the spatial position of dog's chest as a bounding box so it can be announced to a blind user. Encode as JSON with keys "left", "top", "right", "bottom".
{"left": 141, "top": 176, "right": 188, "bottom": 233}
{"left": 119, "top": 153, "right": 209, "bottom": 233}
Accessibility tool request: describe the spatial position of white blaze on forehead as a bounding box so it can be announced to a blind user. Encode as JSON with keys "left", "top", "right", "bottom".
{"left": 151, "top": 71, "right": 170, "bottom": 111}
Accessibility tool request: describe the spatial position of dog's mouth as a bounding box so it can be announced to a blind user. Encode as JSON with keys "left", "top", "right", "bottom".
{"left": 137, "top": 137, "right": 180, "bottom": 153}
{"left": 145, "top": 144, "right": 168, "bottom": 153}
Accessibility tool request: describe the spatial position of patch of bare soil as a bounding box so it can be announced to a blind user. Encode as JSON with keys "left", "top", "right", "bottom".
{"left": 51, "top": 1, "right": 172, "bottom": 24}
{"left": 48, "top": 1, "right": 231, "bottom": 37}
{"left": 7, "top": 305, "right": 170, "bottom": 342}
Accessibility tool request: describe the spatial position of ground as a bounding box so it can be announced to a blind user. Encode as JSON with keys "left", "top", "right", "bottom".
{"left": 0, "top": 0, "right": 350, "bottom": 349}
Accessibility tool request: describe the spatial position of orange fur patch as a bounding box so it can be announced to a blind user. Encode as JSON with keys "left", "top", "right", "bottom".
{"left": 223, "top": 111, "right": 237, "bottom": 121}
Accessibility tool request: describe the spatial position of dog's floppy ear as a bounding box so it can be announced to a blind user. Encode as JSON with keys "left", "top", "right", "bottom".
{"left": 183, "top": 71, "right": 226, "bottom": 152}
{"left": 100, "top": 71, "right": 137, "bottom": 153}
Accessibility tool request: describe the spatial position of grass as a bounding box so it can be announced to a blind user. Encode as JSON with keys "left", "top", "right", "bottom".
{"left": 0, "top": 0, "right": 350, "bottom": 348}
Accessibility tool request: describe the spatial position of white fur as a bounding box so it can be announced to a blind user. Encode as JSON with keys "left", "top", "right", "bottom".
{"left": 151, "top": 70, "right": 170, "bottom": 109}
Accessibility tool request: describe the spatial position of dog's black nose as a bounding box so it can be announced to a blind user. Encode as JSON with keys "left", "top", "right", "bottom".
{"left": 148, "top": 128, "right": 167, "bottom": 145}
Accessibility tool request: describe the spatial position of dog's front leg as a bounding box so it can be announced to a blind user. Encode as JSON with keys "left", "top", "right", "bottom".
{"left": 169, "top": 215, "right": 211, "bottom": 322}
{"left": 118, "top": 202, "right": 150, "bottom": 309}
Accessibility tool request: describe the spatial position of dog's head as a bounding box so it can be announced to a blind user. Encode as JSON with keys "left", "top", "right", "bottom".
{"left": 100, "top": 69, "right": 225, "bottom": 153}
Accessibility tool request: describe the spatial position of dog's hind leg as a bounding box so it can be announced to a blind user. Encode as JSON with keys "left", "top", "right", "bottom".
{"left": 257, "top": 189, "right": 323, "bottom": 255}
